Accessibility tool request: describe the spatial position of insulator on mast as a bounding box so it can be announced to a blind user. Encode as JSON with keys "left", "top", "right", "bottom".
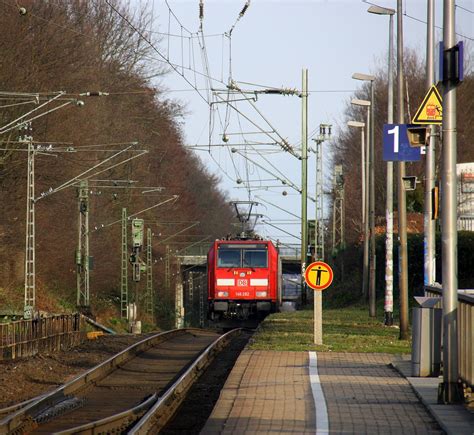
{"left": 239, "top": 1, "right": 250, "bottom": 18}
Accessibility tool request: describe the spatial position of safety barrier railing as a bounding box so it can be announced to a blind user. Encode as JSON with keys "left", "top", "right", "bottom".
{"left": 425, "top": 285, "right": 474, "bottom": 400}
{"left": 458, "top": 215, "right": 474, "bottom": 231}
{"left": 0, "top": 314, "right": 84, "bottom": 360}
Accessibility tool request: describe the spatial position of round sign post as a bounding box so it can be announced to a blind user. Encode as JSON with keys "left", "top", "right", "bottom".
{"left": 304, "top": 261, "right": 334, "bottom": 344}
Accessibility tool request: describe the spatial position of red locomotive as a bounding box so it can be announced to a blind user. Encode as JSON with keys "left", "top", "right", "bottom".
{"left": 207, "top": 238, "right": 280, "bottom": 327}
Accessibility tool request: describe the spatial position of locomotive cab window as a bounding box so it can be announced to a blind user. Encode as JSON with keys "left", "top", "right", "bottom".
{"left": 243, "top": 249, "right": 267, "bottom": 268}
{"left": 217, "top": 249, "right": 241, "bottom": 267}
{"left": 217, "top": 243, "right": 268, "bottom": 268}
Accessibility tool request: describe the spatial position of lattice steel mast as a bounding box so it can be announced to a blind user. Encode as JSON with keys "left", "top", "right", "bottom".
{"left": 332, "top": 165, "right": 345, "bottom": 255}
{"left": 76, "top": 180, "right": 90, "bottom": 308}
{"left": 121, "top": 207, "right": 128, "bottom": 318}
{"left": 146, "top": 228, "right": 153, "bottom": 315}
{"left": 313, "top": 124, "right": 331, "bottom": 260}
{"left": 23, "top": 124, "right": 35, "bottom": 319}
{"left": 165, "top": 245, "right": 171, "bottom": 293}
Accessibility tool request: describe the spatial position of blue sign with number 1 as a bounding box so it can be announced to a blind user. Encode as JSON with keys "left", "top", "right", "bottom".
{"left": 383, "top": 124, "right": 421, "bottom": 162}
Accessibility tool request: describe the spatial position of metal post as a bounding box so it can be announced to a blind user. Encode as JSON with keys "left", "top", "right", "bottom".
{"left": 301, "top": 68, "right": 308, "bottom": 305}
{"left": 313, "top": 131, "right": 326, "bottom": 345}
{"left": 440, "top": 0, "right": 460, "bottom": 403}
{"left": 385, "top": 13, "right": 395, "bottom": 325}
{"left": 361, "top": 128, "right": 366, "bottom": 236}
{"left": 165, "top": 245, "right": 171, "bottom": 294}
{"left": 188, "top": 271, "right": 194, "bottom": 325}
{"left": 363, "top": 108, "right": 370, "bottom": 300}
{"left": 23, "top": 126, "right": 35, "bottom": 319}
{"left": 199, "top": 273, "right": 205, "bottom": 328}
{"left": 397, "top": 0, "right": 409, "bottom": 340}
{"left": 146, "top": 228, "right": 153, "bottom": 316}
{"left": 175, "top": 256, "right": 184, "bottom": 328}
{"left": 314, "top": 134, "right": 325, "bottom": 261}
{"left": 314, "top": 289, "right": 323, "bottom": 345}
{"left": 424, "top": 0, "right": 436, "bottom": 287}
{"left": 369, "top": 82, "right": 376, "bottom": 318}
{"left": 76, "top": 180, "right": 90, "bottom": 308}
{"left": 120, "top": 208, "right": 128, "bottom": 318}
{"left": 332, "top": 165, "right": 345, "bottom": 257}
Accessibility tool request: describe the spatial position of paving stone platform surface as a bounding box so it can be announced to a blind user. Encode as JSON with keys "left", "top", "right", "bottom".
{"left": 201, "top": 350, "right": 445, "bottom": 434}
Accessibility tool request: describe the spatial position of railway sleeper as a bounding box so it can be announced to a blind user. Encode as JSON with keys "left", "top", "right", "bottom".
{"left": 129, "top": 329, "right": 241, "bottom": 434}
{"left": 53, "top": 393, "right": 157, "bottom": 435}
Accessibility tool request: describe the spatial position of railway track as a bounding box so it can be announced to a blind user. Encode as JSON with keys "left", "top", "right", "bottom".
{"left": 0, "top": 328, "right": 241, "bottom": 434}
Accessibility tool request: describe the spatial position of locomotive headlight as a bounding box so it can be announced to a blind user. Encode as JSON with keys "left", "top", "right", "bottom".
{"left": 256, "top": 291, "right": 267, "bottom": 297}
{"left": 217, "top": 291, "right": 229, "bottom": 297}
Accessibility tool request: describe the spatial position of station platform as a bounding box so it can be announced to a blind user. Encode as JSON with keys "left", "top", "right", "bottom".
{"left": 201, "top": 350, "right": 474, "bottom": 434}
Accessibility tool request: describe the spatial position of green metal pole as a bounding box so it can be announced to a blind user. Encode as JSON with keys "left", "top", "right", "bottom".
{"left": 120, "top": 208, "right": 128, "bottom": 318}
{"left": 146, "top": 228, "right": 153, "bottom": 316}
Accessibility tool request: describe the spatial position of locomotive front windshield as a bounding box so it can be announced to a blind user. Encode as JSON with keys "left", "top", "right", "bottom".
{"left": 217, "top": 244, "right": 268, "bottom": 268}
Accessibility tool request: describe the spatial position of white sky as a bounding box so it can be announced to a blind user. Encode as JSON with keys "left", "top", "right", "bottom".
{"left": 142, "top": 0, "right": 474, "bottom": 248}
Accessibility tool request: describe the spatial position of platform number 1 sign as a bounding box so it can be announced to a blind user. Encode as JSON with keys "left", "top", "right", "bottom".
{"left": 387, "top": 125, "right": 399, "bottom": 154}
{"left": 383, "top": 124, "right": 422, "bottom": 162}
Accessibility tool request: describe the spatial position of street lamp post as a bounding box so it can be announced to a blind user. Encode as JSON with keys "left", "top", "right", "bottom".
{"left": 352, "top": 74, "right": 376, "bottom": 318}
{"left": 425, "top": 0, "right": 436, "bottom": 287}
{"left": 396, "top": 0, "right": 409, "bottom": 340}
{"left": 367, "top": 4, "right": 395, "bottom": 326}
{"left": 351, "top": 98, "right": 371, "bottom": 306}
{"left": 440, "top": 0, "right": 460, "bottom": 404}
{"left": 347, "top": 120, "right": 366, "bottom": 264}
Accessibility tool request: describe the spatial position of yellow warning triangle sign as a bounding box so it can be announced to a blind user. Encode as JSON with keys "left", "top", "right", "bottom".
{"left": 412, "top": 85, "right": 443, "bottom": 125}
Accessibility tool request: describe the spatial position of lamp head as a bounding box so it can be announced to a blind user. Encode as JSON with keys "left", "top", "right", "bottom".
{"left": 347, "top": 120, "right": 365, "bottom": 128}
{"left": 352, "top": 72, "right": 375, "bottom": 82}
{"left": 351, "top": 98, "right": 371, "bottom": 107}
{"left": 368, "top": 5, "right": 395, "bottom": 15}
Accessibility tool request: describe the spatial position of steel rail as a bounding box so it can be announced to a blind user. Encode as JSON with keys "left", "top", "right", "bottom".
{"left": 0, "top": 328, "right": 241, "bottom": 434}
{"left": 54, "top": 394, "right": 158, "bottom": 435}
{"left": 129, "top": 328, "right": 241, "bottom": 434}
{"left": 55, "top": 328, "right": 241, "bottom": 435}
{"left": 0, "top": 395, "right": 46, "bottom": 419}
{"left": 0, "top": 329, "right": 187, "bottom": 434}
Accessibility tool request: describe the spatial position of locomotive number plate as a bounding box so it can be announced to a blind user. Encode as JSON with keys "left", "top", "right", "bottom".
{"left": 235, "top": 291, "right": 250, "bottom": 297}
{"left": 237, "top": 279, "right": 248, "bottom": 286}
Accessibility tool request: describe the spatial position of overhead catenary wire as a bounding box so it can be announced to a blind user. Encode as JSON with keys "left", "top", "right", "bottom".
{"left": 255, "top": 195, "right": 301, "bottom": 219}
{"left": 213, "top": 93, "right": 298, "bottom": 157}
{"left": 261, "top": 220, "right": 301, "bottom": 241}
{"left": 156, "top": 221, "right": 200, "bottom": 244}
{"left": 0, "top": 2, "right": 311, "bottom": 250}
{"left": 455, "top": 4, "right": 474, "bottom": 14}
{"left": 35, "top": 145, "right": 147, "bottom": 201}
{"left": 104, "top": 0, "right": 212, "bottom": 104}
{"left": 92, "top": 196, "right": 179, "bottom": 233}
{"left": 151, "top": 1, "right": 307, "bottom": 192}
{"left": 231, "top": 148, "right": 304, "bottom": 196}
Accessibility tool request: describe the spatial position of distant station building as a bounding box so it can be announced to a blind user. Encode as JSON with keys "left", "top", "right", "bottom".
{"left": 457, "top": 162, "right": 474, "bottom": 231}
